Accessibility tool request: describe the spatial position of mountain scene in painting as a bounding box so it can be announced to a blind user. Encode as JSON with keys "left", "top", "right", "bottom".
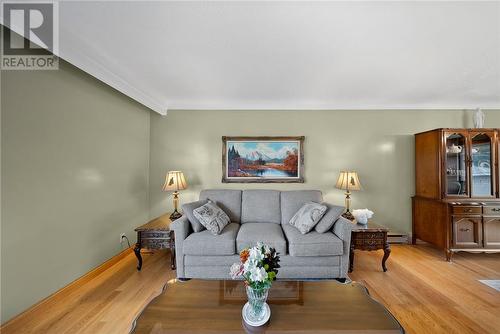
{"left": 227, "top": 141, "right": 299, "bottom": 178}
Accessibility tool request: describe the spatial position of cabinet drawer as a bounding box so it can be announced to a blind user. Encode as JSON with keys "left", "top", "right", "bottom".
{"left": 483, "top": 206, "right": 500, "bottom": 216}
{"left": 452, "top": 206, "right": 481, "bottom": 215}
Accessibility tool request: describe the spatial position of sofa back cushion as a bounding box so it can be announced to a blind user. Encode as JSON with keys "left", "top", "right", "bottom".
{"left": 280, "top": 190, "right": 323, "bottom": 224}
{"left": 182, "top": 199, "right": 209, "bottom": 232}
{"left": 241, "top": 190, "right": 281, "bottom": 224}
{"left": 199, "top": 189, "right": 242, "bottom": 223}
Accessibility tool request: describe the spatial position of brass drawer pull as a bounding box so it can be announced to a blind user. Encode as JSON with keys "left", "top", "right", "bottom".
{"left": 465, "top": 209, "right": 472, "bottom": 212}
{"left": 459, "top": 228, "right": 470, "bottom": 232}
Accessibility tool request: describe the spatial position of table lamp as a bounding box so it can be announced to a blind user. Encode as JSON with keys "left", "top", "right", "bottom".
{"left": 335, "top": 171, "right": 362, "bottom": 221}
{"left": 163, "top": 171, "right": 187, "bottom": 220}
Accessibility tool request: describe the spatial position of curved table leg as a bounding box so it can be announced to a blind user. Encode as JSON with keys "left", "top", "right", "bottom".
{"left": 170, "top": 232, "right": 176, "bottom": 270}
{"left": 349, "top": 243, "right": 355, "bottom": 273}
{"left": 382, "top": 242, "right": 391, "bottom": 272}
{"left": 134, "top": 242, "right": 143, "bottom": 271}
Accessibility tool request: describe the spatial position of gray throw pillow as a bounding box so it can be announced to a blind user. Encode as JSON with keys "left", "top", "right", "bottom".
{"left": 193, "top": 201, "right": 231, "bottom": 235}
{"left": 289, "top": 202, "right": 328, "bottom": 234}
{"left": 315, "top": 203, "right": 345, "bottom": 233}
{"left": 182, "top": 199, "right": 209, "bottom": 232}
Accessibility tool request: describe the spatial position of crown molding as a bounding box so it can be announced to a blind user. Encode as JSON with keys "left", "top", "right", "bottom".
{"left": 1, "top": 21, "right": 167, "bottom": 115}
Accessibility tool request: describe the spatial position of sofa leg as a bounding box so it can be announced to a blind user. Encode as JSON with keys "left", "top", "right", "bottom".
{"left": 178, "top": 278, "right": 191, "bottom": 282}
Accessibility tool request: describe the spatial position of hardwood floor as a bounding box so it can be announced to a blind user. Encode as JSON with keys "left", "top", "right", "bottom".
{"left": 1, "top": 244, "right": 499, "bottom": 334}
{"left": 1, "top": 250, "right": 173, "bottom": 334}
{"left": 350, "top": 244, "right": 500, "bottom": 334}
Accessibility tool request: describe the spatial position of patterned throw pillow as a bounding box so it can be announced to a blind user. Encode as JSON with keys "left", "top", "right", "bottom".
{"left": 193, "top": 201, "right": 231, "bottom": 235}
{"left": 289, "top": 202, "right": 328, "bottom": 234}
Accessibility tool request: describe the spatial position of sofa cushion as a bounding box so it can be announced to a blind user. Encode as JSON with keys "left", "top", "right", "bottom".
{"left": 200, "top": 189, "right": 242, "bottom": 223}
{"left": 289, "top": 202, "right": 328, "bottom": 234}
{"left": 183, "top": 223, "right": 239, "bottom": 256}
{"left": 315, "top": 203, "right": 345, "bottom": 233}
{"left": 182, "top": 199, "right": 209, "bottom": 232}
{"left": 281, "top": 190, "right": 323, "bottom": 224}
{"left": 282, "top": 224, "right": 343, "bottom": 256}
{"left": 236, "top": 223, "right": 287, "bottom": 255}
{"left": 193, "top": 201, "right": 231, "bottom": 235}
{"left": 241, "top": 190, "right": 281, "bottom": 224}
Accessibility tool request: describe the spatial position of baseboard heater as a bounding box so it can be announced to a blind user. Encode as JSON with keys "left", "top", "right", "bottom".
{"left": 387, "top": 232, "right": 409, "bottom": 244}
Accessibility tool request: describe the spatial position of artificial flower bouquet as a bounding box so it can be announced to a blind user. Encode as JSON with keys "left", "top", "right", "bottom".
{"left": 230, "top": 242, "right": 281, "bottom": 289}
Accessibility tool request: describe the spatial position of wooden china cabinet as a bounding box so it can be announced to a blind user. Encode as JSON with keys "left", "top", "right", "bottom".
{"left": 412, "top": 128, "right": 500, "bottom": 261}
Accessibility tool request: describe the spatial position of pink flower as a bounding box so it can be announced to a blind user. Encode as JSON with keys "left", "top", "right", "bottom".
{"left": 230, "top": 263, "right": 244, "bottom": 279}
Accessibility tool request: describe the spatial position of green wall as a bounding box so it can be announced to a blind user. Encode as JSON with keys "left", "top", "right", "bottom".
{"left": 1, "top": 61, "right": 151, "bottom": 322}
{"left": 149, "top": 110, "right": 500, "bottom": 235}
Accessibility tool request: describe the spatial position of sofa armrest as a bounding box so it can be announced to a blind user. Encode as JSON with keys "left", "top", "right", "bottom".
{"left": 332, "top": 216, "right": 354, "bottom": 278}
{"left": 172, "top": 215, "right": 191, "bottom": 240}
{"left": 332, "top": 216, "right": 353, "bottom": 242}
{"left": 171, "top": 216, "right": 191, "bottom": 278}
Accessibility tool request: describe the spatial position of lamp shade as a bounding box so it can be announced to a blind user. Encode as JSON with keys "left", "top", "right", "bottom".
{"left": 335, "top": 171, "right": 362, "bottom": 191}
{"left": 162, "top": 171, "right": 187, "bottom": 191}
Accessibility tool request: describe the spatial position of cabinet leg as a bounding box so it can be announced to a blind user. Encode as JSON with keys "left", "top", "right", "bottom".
{"left": 134, "top": 243, "right": 142, "bottom": 271}
{"left": 349, "top": 243, "right": 354, "bottom": 273}
{"left": 445, "top": 249, "right": 453, "bottom": 262}
{"left": 382, "top": 242, "right": 391, "bottom": 272}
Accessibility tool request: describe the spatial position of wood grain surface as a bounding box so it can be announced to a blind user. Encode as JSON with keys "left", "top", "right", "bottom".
{"left": 1, "top": 243, "right": 499, "bottom": 334}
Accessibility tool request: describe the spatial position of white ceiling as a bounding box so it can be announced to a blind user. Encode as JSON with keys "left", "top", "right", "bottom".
{"left": 5, "top": 1, "right": 500, "bottom": 114}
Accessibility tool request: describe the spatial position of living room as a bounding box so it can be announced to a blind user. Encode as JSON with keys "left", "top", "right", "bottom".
{"left": 1, "top": 1, "right": 499, "bottom": 333}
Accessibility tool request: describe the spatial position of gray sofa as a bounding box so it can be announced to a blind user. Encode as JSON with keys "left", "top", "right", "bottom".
{"left": 171, "top": 189, "right": 353, "bottom": 280}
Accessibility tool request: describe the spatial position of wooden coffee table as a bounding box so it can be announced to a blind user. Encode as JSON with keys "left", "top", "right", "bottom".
{"left": 131, "top": 280, "right": 404, "bottom": 333}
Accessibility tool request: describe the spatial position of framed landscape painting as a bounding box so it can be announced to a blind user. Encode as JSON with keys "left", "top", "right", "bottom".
{"left": 222, "top": 136, "right": 304, "bottom": 183}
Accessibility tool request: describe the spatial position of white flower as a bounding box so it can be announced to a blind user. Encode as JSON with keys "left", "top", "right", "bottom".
{"left": 352, "top": 209, "right": 374, "bottom": 225}
{"left": 249, "top": 247, "right": 264, "bottom": 261}
{"left": 244, "top": 259, "right": 257, "bottom": 273}
{"left": 230, "top": 263, "right": 243, "bottom": 279}
{"left": 249, "top": 266, "right": 267, "bottom": 282}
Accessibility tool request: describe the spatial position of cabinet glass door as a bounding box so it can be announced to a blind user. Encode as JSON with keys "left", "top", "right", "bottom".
{"left": 445, "top": 133, "right": 468, "bottom": 196}
{"left": 470, "top": 132, "right": 494, "bottom": 197}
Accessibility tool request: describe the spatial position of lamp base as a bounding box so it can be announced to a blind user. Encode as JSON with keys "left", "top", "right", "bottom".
{"left": 170, "top": 210, "right": 182, "bottom": 220}
{"left": 341, "top": 211, "right": 355, "bottom": 221}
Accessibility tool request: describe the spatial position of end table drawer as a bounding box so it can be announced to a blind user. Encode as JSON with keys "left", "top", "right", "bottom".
{"left": 140, "top": 231, "right": 172, "bottom": 250}
{"left": 141, "top": 238, "right": 171, "bottom": 249}
{"left": 354, "top": 239, "right": 385, "bottom": 247}
{"left": 141, "top": 231, "right": 171, "bottom": 239}
{"left": 357, "top": 232, "right": 386, "bottom": 240}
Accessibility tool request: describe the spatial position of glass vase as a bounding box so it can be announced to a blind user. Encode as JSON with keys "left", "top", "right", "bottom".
{"left": 245, "top": 285, "right": 270, "bottom": 322}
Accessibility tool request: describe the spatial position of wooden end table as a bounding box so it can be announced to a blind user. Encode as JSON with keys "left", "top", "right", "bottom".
{"left": 349, "top": 221, "right": 391, "bottom": 273}
{"left": 134, "top": 213, "right": 176, "bottom": 271}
